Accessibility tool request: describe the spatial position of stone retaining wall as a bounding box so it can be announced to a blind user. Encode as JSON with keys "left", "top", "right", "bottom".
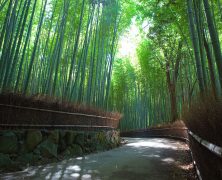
{"left": 0, "top": 129, "right": 120, "bottom": 172}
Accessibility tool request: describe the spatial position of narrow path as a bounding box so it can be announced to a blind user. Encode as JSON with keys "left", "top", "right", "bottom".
{"left": 0, "top": 138, "right": 195, "bottom": 180}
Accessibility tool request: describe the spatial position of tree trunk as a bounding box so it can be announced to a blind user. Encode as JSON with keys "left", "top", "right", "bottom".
{"left": 169, "top": 84, "right": 177, "bottom": 122}
{"left": 166, "top": 60, "right": 178, "bottom": 122}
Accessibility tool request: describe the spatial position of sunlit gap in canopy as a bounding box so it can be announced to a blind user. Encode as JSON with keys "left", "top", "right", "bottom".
{"left": 116, "top": 17, "right": 150, "bottom": 66}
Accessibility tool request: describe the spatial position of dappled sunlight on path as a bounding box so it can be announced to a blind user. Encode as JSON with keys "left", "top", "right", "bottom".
{"left": 0, "top": 138, "right": 195, "bottom": 180}
{"left": 125, "top": 138, "right": 179, "bottom": 149}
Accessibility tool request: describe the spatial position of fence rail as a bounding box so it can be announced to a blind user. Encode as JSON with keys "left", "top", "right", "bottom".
{"left": 122, "top": 127, "right": 188, "bottom": 132}
{"left": 188, "top": 131, "right": 222, "bottom": 158}
{"left": 0, "top": 103, "right": 118, "bottom": 120}
{"left": 0, "top": 103, "right": 120, "bottom": 130}
{"left": 0, "top": 124, "right": 114, "bottom": 131}
{"left": 121, "top": 127, "right": 189, "bottom": 141}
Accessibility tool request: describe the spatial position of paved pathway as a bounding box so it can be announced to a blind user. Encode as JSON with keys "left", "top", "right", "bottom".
{"left": 0, "top": 138, "right": 193, "bottom": 180}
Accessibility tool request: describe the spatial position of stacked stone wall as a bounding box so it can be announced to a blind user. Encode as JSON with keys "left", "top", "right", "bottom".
{"left": 0, "top": 129, "right": 120, "bottom": 172}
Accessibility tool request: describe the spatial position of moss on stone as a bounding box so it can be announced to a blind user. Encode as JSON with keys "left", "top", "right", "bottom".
{"left": 0, "top": 132, "right": 18, "bottom": 154}
{"left": 26, "top": 130, "right": 42, "bottom": 151}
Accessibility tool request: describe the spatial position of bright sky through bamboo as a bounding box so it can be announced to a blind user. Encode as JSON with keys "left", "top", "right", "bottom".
{"left": 117, "top": 18, "right": 150, "bottom": 66}
{"left": 117, "top": 18, "right": 140, "bottom": 64}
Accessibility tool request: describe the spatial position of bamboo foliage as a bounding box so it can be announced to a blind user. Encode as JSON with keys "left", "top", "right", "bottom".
{"left": 203, "top": 0, "right": 222, "bottom": 89}
{"left": 187, "top": 0, "right": 205, "bottom": 93}
{"left": 0, "top": 0, "right": 120, "bottom": 109}
{"left": 187, "top": 0, "right": 222, "bottom": 97}
{"left": 111, "top": 0, "right": 222, "bottom": 131}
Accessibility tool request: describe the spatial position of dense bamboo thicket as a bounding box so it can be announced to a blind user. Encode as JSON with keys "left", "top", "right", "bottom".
{"left": 0, "top": 0, "right": 120, "bottom": 109}
{"left": 1, "top": 0, "right": 222, "bottom": 132}
{"left": 109, "top": 0, "right": 222, "bottom": 131}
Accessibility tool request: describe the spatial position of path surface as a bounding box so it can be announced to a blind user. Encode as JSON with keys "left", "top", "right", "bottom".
{"left": 0, "top": 138, "right": 195, "bottom": 180}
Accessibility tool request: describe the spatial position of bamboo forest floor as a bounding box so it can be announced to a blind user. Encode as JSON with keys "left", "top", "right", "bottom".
{"left": 0, "top": 138, "right": 197, "bottom": 180}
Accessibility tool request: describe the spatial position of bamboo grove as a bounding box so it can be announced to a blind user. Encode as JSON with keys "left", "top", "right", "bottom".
{"left": 0, "top": 0, "right": 120, "bottom": 108}
{"left": 1, "top": 0, "right": 222, "bottom": 132}
{"left": 109, "top": 0, "right": 222, "bottom": 131}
